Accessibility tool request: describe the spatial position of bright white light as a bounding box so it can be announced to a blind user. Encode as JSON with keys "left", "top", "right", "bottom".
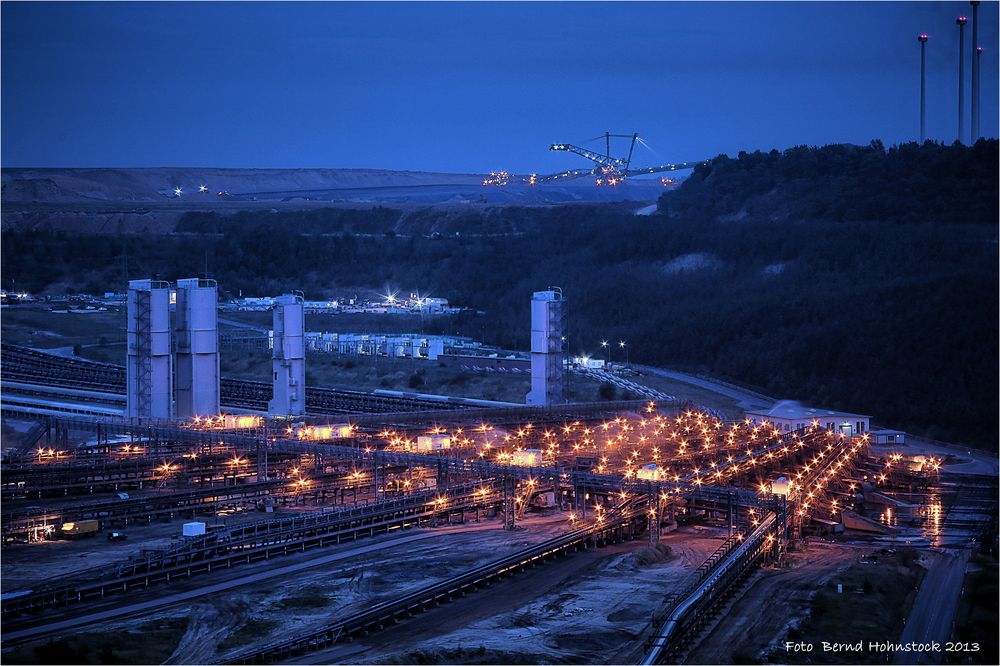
{"left": 173, "top": 187, "right": 183, "bottom": 197}
{"left": 198, "top": 184, "right": 208, "bottom": 193}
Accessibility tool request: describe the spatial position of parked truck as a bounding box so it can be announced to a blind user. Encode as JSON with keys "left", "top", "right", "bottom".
{"left": 60, "top": 520, "right": 99, "bottom": 537}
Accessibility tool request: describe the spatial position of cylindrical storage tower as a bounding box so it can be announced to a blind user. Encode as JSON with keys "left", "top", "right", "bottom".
{"left": 174, "top": 278, "right": 220, "bottom": 417}
{"left": 269, "top": 293, "right": 306, "bottom": 415}
{"left": 526, "top": 288, "right": 565, "bottom": 406}
{"left": 126, "top": 279, "right": 173, "bottom": 418}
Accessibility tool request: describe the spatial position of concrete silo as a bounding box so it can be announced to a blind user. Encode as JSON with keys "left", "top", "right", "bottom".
{"left": 174, "top": 278, "right": 220, "bottom": 417}
{"left": 526, "top": 288, "right": 565, "bottom": 406}
{"left": 126, "top": 279, "right": 173, "bottom": 418}
{"left": 269, "top": 293, "right": 306, "bottom": 416}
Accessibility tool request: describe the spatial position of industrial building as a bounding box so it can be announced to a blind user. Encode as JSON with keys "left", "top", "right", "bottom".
{"left": 526, "top": 288, "right": 566, "bottom": 406}
{"left": 414, "top": 433, "right": 452, "bottom": 452}
{"left": 174, "top": 278, "right": 220, "bottom": 418}
{"left": 870, "top": 428, "right": 907, "bottom": 445}
{"left": 744, "top": 400, "right": 870, "bottom": 436}
{"left": 223, "top": 293, "right": 461, "bottom": 315}
{"left": 2, "top": 347, "right": 988, "bottom": 666}
{"left": 302, "top": 332, "right": 479, "bottom": 360}
{"left": 436, "top": 354, "right": 530, "bottom": 372}
{"left": 571, "top": 355, "right": 606, "bottom": 370}
{"left": 125, "top": 279, "right": 173, "bottom": 418}
{"left": 303, "top": 332, "right": 442, "bottom": 359}
{"left": 269, "top": 293, "right": 306, "bottom": 416}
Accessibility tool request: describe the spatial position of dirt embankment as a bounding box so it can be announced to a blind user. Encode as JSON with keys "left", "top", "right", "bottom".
{"left": 1, "top": 168, "right": 485, "bottom": 204}
{"left": 2, "top": 167, "right": 666, "bottom": 235}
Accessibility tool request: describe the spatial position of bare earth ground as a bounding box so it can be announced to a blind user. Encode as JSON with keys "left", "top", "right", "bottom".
{"left": 0, "top": 417, "right": 38, "bottom": 455}
{"left": 3, "top": 514, "right": 571, "bottom": 663}
{"left": 683, "top": 540, "right": 865, "bottom": 664}
{"left": 299, "top": 525, "right": 728, "bottom": 665}
{"left": 221, "top": 348, "right": 607, "bottom": 404}
{"left": 2, "top": 305, "right": 767, "bottom": 408}
{"left": 0, "top": 307, "right": 125, "bottom": 350}
{"left": 2, "top": 519, "right": 727, "bottom": 666}
{"left": 1, "top": 510, "right": 273, "bottom": 593}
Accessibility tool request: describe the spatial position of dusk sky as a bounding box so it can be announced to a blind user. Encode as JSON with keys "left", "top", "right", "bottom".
{"left": 2, "top": 1, "right": 998, "bottom": 172}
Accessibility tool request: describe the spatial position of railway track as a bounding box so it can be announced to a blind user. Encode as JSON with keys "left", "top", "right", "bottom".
{"left": 1, "top": 467, "right": 378, "bottom": 536}
{"left": 222, "top": 497, "right": 647, "bottom": 664}
{"left": 1, "top": 482, "right": 499, "bottom": 622}
{"left": 1, "top": 452, "right": 274, "bottom": 500}
{"left": 1, "top": 344, "right": 473, "bottom": 415}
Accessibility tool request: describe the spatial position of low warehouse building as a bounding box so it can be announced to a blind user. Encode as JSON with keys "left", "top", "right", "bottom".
{"left": 511, "top": 449, "right": 543, "bottom": 466}
{"left": 869, "top": 429, "right": 906, "bottom": 445}
{"left": 745, "top": 400, "right": 870, "bottom": 437}
{"left": 414, "top": 434, "right": 451, "bottom": 452}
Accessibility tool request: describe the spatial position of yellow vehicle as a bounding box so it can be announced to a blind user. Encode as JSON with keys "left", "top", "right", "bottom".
{"left": 61, "top": 520, "right": 99, "bottom": 537}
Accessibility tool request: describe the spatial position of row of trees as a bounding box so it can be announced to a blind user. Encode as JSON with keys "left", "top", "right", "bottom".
{"left": 659, "top": 139, "right": 998, "bottom": 226}
{"left": 3, "top": 141, "right": 996, "bottom": 448}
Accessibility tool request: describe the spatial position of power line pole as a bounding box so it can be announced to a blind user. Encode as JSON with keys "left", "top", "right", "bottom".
{"left": 918, "top": 34, "right": 929, "bottom": 142}
{"left": 957, "top": 16, "right": 968, "bottom": 143}
{"left": 971, "top": 1, "right": 980, "bottom": 141}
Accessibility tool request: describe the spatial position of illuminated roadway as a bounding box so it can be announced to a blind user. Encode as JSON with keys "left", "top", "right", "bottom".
{"left": 893, "top": 548, "right": 972, "bottom": 665}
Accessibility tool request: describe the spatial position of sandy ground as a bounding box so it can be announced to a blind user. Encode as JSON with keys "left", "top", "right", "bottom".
{"left": 2, "top": 168, "right": 667, "bottom": 238}
{"left": 3, "top": 513, "right": 572, "bottom": 662}
{"left": 895, "top": 437, "right": 998, "bottom": 477}
{"left": 2, "top": 518, "right": 729, "bottom": 665}
{"left": 0, "top": 508, "right": 284, "bottom": 593}
{"left": 301, "top": 525, "right": 729, "bottom": 665}
{"left": 0, "top": 418, "right": 38, "bottom": 455}
{"left": 683, "top": 540, "right": 868, "bottom": 664}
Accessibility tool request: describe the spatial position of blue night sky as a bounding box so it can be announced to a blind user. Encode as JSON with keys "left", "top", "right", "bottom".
{"left": 2, "top": 1, "right": 998, "bottom": 172}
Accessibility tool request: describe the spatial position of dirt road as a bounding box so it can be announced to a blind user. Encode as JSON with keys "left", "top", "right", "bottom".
{"left": 894, "top": 548, "right": 970, "bottom": 665}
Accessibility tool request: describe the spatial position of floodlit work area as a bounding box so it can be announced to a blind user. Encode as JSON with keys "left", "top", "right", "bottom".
{"left": 1, "top": 281, "right": 996, "bottom": 665}
{"left": 1, "top": 397, "right": 993, "bottom": 665}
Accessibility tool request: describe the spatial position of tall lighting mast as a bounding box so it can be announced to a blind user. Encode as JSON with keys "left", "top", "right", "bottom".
{"left": 971, "top": 1, "right": 980, "bottom": 141}
{"left": 918, "top": 34, "right": 929, "bottom": 142}
{"left": 957, "top": 16, "right": 968, "bottom": 143}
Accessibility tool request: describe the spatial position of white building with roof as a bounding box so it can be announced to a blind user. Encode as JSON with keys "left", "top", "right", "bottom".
{"left": 745, "top": 400, "right": 870, "bottom": 437}
{"left": 869, "top": 429, "right": 906, "bottom": 445}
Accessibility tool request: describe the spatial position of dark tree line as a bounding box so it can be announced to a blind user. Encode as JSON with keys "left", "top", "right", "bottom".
{"left": 3, "top": 141, "right": 996, "bottom": 449}
{"left": 659, "top": 139, "right": 998, "bottom": 226}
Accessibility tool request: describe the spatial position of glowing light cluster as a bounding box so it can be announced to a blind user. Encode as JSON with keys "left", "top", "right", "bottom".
{"left": 378, "top": 410, "right": 830, "bottom": 497}
{"left": 780, "top": 434, "right": 869, "bottom": 518}
{"left": 190, "top": 414, "right": 263, "bottom": 430}
{"left": 288, "top": 424, "right": 356, "bottom": 441}
{"left": 482, "top": 171, "right": 510, "bottom": 186}
{"left": 595, "top": 165, "right": 624, "bottom": 186}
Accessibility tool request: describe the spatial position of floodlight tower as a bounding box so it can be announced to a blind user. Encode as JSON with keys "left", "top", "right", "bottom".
{"left": 971, "top": 1, "right": 980, "bottom": 141}
{"left": 957, "top": 16, "right": 968, "bottom": 142}
{"left": 918, "top": 34, "right": 929, "bottom": 142}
